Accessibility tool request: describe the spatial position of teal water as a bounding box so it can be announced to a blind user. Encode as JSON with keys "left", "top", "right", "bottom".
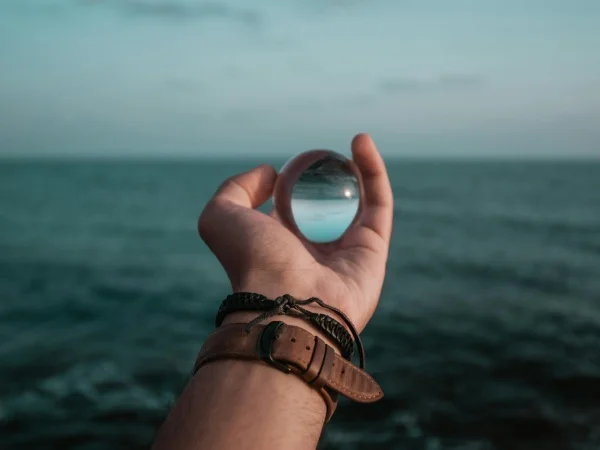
{"left": 1, "top": 160, "right": 600, "bottom": 449}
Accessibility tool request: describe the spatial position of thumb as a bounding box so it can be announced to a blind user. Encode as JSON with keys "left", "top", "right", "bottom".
{"left": 212, "top": 164, "right": 277, "bottom": 208}
{"left": 198, "top": 164, "right": 276, "bottom": 239}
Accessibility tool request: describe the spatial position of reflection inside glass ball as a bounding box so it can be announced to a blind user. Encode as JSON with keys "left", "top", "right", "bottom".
{"left": 276, "top": 151, "right": 360, "bottom": 243}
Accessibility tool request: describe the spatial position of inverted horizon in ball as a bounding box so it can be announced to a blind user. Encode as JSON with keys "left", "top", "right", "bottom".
{"left": 273, "top": 150, "right": 362, "bottom": 243}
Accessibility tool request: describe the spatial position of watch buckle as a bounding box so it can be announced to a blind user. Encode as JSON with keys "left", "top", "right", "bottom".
{"left": 257, "top": 321, "right": 292, "bottom": 374}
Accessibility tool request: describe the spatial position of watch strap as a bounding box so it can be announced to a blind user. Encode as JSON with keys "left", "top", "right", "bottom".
{"left": 193, "top": 322, "right": 383, "bottom": 423}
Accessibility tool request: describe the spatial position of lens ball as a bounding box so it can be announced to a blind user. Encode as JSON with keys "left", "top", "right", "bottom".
{"left": 273, "top": 150, "right": 362, "bottom": 243}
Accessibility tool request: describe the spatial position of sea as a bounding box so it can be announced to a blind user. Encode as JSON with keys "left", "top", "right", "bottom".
{"left": 0, "top": 159, "right": 599, "bottom": 450}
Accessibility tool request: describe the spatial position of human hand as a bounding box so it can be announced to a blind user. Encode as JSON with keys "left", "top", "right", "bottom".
{"left": 198, "top": 134, "right": 393, "bottom": 333}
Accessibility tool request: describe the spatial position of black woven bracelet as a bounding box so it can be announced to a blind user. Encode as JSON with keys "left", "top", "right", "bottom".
{"left": 215, "top": 292, "right": 366, "bottom": 369}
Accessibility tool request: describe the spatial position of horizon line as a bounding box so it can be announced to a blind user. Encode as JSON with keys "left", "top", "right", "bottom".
{"left": 1, "top": 153, "right": 599, "bottom": 163}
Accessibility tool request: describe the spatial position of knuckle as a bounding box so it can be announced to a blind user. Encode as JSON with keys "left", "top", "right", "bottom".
{"left": 217, "top": 177, "right": 241, "bottom": 196}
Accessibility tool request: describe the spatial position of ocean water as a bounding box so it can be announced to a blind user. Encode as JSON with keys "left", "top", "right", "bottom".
{"left": 0, "top": 159, "right": 599, "bottom": 450}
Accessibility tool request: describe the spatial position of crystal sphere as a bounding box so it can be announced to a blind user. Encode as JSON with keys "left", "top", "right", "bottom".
{"left": 273, "top": 150, "right": 362, "bottom": 243}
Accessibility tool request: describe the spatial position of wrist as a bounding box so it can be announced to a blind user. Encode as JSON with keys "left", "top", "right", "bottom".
{"left": 233, "top": 276, "right": 367, "bottom": 334}
{"left": 225, "top": 283, "right": 351, "bottom": 357}
{"left": 234, "top": 278, "right": 322, "bottom": 306}
{"left": 221, "top": 310, "right": 344, "bottom": 357}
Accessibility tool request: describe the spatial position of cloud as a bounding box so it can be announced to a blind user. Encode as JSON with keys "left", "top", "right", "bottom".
{"left": 380, "top": 74, "right": 484, "bottom": 94}
{"left": 77, "top": 0, "right": 261, "bottom": 26}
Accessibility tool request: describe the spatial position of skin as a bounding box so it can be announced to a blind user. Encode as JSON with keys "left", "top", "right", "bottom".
{"left": 151, "top": 134, "right": 394, "bottom": 450}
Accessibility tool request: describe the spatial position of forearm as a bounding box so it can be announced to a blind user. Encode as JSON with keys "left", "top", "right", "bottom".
{"left": 151, "top": 357, "right": 325, "bottom": 450}
{"left": 151, "top": 310, "right": 338, "bottom": 450}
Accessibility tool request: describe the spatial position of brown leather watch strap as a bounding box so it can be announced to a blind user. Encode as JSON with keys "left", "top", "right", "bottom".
{"left": 193, "top": 322, "right": 383, "bottom": 423}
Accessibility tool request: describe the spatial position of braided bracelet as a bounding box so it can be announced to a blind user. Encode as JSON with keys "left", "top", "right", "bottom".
{"left": 215, "top": 292, "right": 366, "bottom": 369}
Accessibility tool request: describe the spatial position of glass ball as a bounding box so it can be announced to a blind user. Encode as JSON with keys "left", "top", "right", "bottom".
{"left": 273, "top": 150, "right": 362, "bottom": 243}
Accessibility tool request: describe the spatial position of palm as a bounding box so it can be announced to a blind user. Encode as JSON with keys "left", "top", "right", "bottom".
{"left": 199, "top": 135, "right": 393, "bottom": 332}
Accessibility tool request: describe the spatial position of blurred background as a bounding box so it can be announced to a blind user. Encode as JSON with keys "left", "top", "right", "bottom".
{"left": 1, "top": 1, "right": 599, "bottom": 449}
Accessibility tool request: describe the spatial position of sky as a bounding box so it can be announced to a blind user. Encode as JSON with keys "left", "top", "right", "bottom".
{"left": 1, "top": 0, "right": 599, "bottom": 158}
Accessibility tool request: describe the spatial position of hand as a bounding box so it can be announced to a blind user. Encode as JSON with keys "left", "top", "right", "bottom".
{"left": 198, "top": 134, "right": 393, "bottom": 333}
